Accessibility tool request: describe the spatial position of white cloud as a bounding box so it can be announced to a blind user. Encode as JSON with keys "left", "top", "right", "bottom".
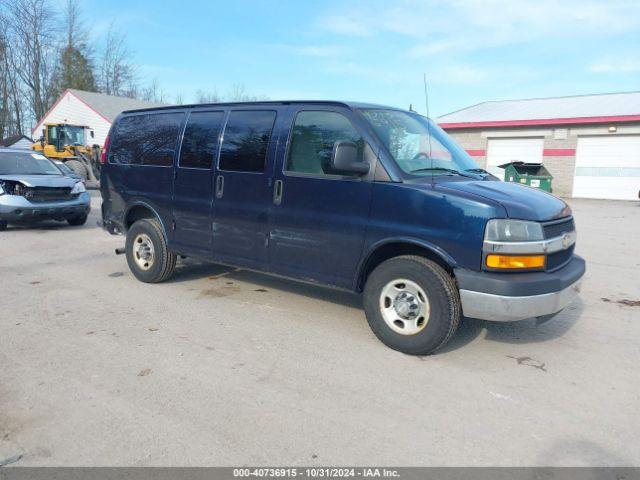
{"left": 319, "top": 0, "right": 640, "bottom": 57}
{"left": 323, "top": 16, "right": 372, "bottom": 36}
{"left": 430, "top": 64, "right": 489, "bottom": 84}
{"left": 590, "top": 57, "right": 640, "bottom": 73}
{"left": 291, "top": 45, "right": 349, "bottom": 57}
{"left": 323, "top": 60, "right": 403, "bottom": 83}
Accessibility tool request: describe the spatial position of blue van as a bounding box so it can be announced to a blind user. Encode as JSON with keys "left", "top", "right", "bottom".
{"left": 100, "top": 101, "right": 585, "bottom": 355}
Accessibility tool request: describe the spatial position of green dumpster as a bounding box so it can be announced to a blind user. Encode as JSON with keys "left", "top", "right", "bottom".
{"left": 498, "top": 162, "right": 554, "bottom": 192}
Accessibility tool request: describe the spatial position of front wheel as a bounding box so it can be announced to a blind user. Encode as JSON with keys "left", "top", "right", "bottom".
{"left": 363, "top": 255, "right": 460, "bottom": 355}
{"left": 67, "top": 214, "right": 88, "bottom": 226}
{"left": 126, "top": 218, "right": 176, "bottom": 283}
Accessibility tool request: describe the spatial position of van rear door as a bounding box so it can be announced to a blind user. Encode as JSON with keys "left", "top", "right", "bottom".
{"left": 172, "top": 110, "right": 224, "bottom": 255}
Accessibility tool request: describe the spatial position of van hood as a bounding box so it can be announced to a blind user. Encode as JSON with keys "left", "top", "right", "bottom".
{"left": 0, "top": 174, "right": 77, "bottom": 188}
{"left": 438, "top": 180, "right": 570, "bottom": 221}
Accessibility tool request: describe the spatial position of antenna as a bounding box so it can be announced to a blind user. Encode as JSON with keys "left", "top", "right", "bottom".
{"left": 423, "top": 73, "right": 434, "bottom": 185}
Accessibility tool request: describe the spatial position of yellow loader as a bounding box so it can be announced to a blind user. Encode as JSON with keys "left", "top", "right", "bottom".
{"left": 32, "top": 123, "right": 102, "bottom": 186}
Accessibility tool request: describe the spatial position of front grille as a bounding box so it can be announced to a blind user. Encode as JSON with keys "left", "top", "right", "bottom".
{"left": 547, "top": 244, "right": 575, "bottom": 271}
{"left": 543, "top": 217, "right": 575, "bottom": 239}
{"left": 26, "top": 187, "right": 74, "bottom": 202}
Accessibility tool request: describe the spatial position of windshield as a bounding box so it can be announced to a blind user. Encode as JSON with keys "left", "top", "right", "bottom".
{"left": 55, "top": 162, "right": 76, "bottom": 175}
{"left": 49, "top": 125, "right": 85, "bottom": 146}
{"left": 0, "top": 152, "right": 62, "bottom": 175}
{"left": 360, "top": 109, "right": 479, "bottom": 176}
{"left": 61, "top": 126, "right": 85, "bottom": 145}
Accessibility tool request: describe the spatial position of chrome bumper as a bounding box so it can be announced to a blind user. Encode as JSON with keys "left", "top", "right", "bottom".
{"left": 459, "top": 278, "right": 582, "bottom": 322}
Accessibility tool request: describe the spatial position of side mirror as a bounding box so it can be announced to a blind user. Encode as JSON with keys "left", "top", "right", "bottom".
{"left": 90, "top": 130, "right": 95, "bottom": 139}
{"left": 331, "top": 141, "right": 370, "bottom": 175}
{"left": 39, "top": 136, "right": 45, "bottom": 147}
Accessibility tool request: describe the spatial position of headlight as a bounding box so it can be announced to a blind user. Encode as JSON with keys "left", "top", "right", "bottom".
{"left": 0, "top": 182, "right": 4, "bottom": 195}
{"left": 484, "top": 219, "right": 544, "bottom": 242}
{"left": 70, "top": 181, "right": 86, "bottom": 194}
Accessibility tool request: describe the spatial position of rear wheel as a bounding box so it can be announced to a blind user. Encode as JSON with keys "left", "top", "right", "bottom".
{"left": 0, "top": 221, "right": 7, "bottom": 231}
{"left": 126, "top": 218, "right": 176, "bottom": 283}
{"left": 363, "top": 255, "right": 460, "bottom": 355}
{"left": 64, "top": 159, "right": 87, "bottom": 181}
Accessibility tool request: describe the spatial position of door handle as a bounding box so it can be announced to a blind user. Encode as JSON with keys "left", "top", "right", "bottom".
{"left": 273, "top": 179, "right": 283, "bottom": 205}
{"left": 215, "top": 175, "right": 224, "bottom": 199}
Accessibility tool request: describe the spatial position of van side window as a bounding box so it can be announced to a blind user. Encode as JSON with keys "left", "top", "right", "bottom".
{"left": 218, "top": 110, "right": 276, "bottom": 173}
{"left": 179, "top": 111, "right": 224, "bottom": 169}
{"left": 109, "top": 112, "right": 184, "bottom": 166}
{"left": 286, "top": 111, "right": 363, "bottom": 176}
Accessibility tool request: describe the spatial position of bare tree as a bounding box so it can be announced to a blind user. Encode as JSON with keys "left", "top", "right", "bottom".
{"left": 0, "top": 7, "right": 14, "bottom": 136}
{"left": 98, "top": 22, "right": 136, "bottom": 96}
{"left": 6, "top": 0, "right": 57, "bottom": 122}
{"left": 195, "top": 88, "right": 222, "bottom": 103}
{"left": 51, "top": 0, "right": 96, "bottom": 96}
{"left": 227, "top": 83, "right": 267, "bottom": 102}
{"left": 140, "top": 78, "right": 166, "bottom": 103}
{"left": 62, "top": 0, "right": 88, "bottom": 50}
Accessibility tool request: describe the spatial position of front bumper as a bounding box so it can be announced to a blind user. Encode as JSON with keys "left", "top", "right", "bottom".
{"left": 0, "top": 192, "right": 91, "bottom": 223}
{"left": 455, "top": 255, "right": 585, "bottom": 322}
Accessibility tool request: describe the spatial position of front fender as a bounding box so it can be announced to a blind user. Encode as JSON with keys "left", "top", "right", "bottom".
{"left": 355, "top": 236, "right": 458, "bottom": 290}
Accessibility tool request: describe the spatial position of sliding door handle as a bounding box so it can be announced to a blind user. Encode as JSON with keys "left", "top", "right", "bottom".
{"left": 273, "top": 179, "right": 283, "bottom": 205}
{"left": 215, "top": 175, "right": 224, "bottom": 199}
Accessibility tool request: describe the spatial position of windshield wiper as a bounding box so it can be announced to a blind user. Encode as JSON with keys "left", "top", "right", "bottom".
{"left": 465, "top": 168, "right": 491, "bottom": 175}
{"left": 410, "top": 167, "right": 475, "bottom": 178}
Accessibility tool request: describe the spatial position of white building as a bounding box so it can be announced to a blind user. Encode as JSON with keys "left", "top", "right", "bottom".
{"left": 0, "top": 134, "right": 33, "bottom": 149}
{"left": 32, "top": 89, "right": 167, "bottom": 148}
{"left": 438, "top": 91, "right": 640, "bottom": 201}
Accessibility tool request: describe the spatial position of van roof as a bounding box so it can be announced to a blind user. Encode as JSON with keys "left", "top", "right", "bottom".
{"left": 121, "top": 100, "right": 408, "bottom": 115}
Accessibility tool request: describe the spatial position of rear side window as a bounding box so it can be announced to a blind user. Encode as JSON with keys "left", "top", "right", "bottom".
{"left": 109, "top": 112, "right": 184, "bottom": 166}
{"left": 286, "top": 111, "right": 363, "bottom": 176}
{"left": 179, "top": 111, "right": 224, "bottom": 169}
{"left": 218, "top": 110, "right": 276, "bottom": 172}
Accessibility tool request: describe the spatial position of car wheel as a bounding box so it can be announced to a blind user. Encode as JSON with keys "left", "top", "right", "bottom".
{"left": 363, "top": 255, "right": 460, "bottom": 355}
{"left": 0, "top": 220, "right": 7, "bottom": 231}
{"left": 67, "top": 214, "right": 88, "bottom": 226}
{"left": 126, "top": 218, "right": 176, "bottom": 283}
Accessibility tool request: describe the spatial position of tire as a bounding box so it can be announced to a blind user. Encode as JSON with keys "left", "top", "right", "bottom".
{"left": 64, "top": 159, "right": 87, "bottom": 181}
{"left": 0, "top": 220, "right": 7, "bottom": 231}
{"left": 363, "top": 255, "right": 460, "bottom": 355}
{"left": 67, "top": 214, "right": 88, "bottom": 226}
{"left": 125, "top": 218, "right": 176, "bottom": 283}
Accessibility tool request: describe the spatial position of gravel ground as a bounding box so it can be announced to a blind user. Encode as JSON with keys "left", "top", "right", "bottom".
{"left": 1, "top": 193, "right": 639, "bottom": 466}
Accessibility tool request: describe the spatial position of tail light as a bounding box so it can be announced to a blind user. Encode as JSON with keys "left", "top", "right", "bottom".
{"left": 100, "top": 135, "right": 110, "bottom": 164}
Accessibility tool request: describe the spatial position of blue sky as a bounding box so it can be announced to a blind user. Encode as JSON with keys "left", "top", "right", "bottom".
{"left": 83, "top": 0, "right": 640, "bottom": 117}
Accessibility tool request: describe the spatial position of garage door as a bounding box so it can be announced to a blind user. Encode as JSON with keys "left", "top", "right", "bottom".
{"left": 573, "top": 136, "right": 640, "bottom": 200}
{"left": 486, "top": 138, "right": 544, "bottom": 181}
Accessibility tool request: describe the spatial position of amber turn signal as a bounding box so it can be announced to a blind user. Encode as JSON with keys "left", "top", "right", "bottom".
{"left": 486, "top": 254, "right": 545, "bottom": 269}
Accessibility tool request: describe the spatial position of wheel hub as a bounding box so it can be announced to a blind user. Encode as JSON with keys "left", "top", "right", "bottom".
{"left": 133, "top": 233, "right": 155, "bottom": 271}
{"left": 393, "top": 292, "right": 420, "bottom": 319}
{"left": 379, "top": 279, "right": 430, "bottom": 336}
